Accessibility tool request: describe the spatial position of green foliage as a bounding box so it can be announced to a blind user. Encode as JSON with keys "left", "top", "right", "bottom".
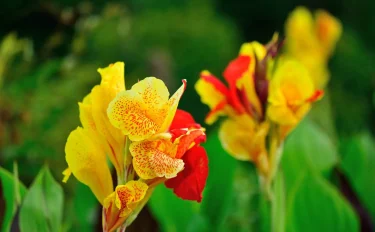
{"left": 0, "top": 165, "right": 27, "bottom": 232}
{"left": 341, "top": 132, "right": 375, "bottom": 221}
{"left": 201, "top": 132, "right": 237, "bottom": 230}
{"left": 282, "top": 118, "right": 339, "bottom": 197}
{"left": 149, "top": 185, "right": 203, "bottom": 232}
{"left": 287, "top": 173, "right": 359, "bottom": 232}
{"left": 19, "top": 166, "right": 64, "bottom": 232}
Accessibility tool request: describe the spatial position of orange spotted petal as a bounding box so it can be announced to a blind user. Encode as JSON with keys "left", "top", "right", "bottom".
{"left": 129, "top": 139, "right": 184, "bottom": 179}
{"left": 114, "top": 181, "right": 148, "bottom": 217}
{"left": 108, "top": 88, "right": 161, "bottom": 141}
{"left": 108, "top": 77, "right": 186, "bottom": 141}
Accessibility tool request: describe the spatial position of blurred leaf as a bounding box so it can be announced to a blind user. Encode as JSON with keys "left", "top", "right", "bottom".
{"left": 186, "top": 214, "right": 209, "bottom": 232}
{"left": 201, "top": 131, "right": 238, "bottom": 231}
{"left": 330, "top": 29, "right": 375, "bottom": 135}
{"left": 282, "top": 118, "right": 339, "bottom": 196}
{"left": 19, "top": 166, "right": 64, "bottom": 232}
{"left": 72, "top": 184, "right": 98, "bottom": 232}
{"left": 0, "top": 165, "right": 27, "bottom": 232}
{"left": 219, "top": 163, "right": 260, "bottom": 232}
{"left": 148, "top": 185, "right": 202, "bottom": 232}
{"left": 341, "top": 132, "right": 375, "bottom": 221}
{"left": 287, "top": 172, "right": 359, "bottom": 232}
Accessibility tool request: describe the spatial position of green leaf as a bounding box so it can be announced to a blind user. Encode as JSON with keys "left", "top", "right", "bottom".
{"left": 282, "top": 118, "right": 339, "bottom": 196}
{"left": 201, "top": 131, "right": 237, "bottom": 230}
{"left": 219, "top": 163, "right": 260, "bottom": 232}
{"left": 287, "top": 172, "right": 359, "bottom": 232}
{"left": 0, "top": 165, "right": 27, "bottom": 232}
{"left": 73, "top": 184, "right": 98, "bottom": 232}
{"left": 148, "top": 185, "right": 202, "bottom": 232}
{"left": 341, "top": 132, "right": 375, "bottom": 221}
{"left": 19, "top": 166, "right": 64, "bottom": 232}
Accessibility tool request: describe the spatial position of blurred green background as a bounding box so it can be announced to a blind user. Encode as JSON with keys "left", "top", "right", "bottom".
{"left": 0, "top": 0, "right": 374, "bottom": 231}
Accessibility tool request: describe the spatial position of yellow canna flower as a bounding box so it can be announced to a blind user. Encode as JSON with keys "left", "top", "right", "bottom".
{"left": 64, "top": 62, "right": 209, "bottom": 231}
{"left": 285, "top": 6, "right": 342, "bottom": 88}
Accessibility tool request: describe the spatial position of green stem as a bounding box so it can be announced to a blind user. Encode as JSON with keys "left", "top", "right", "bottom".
{"left": 270, "top": 170, "right": 286, "bottom": 232}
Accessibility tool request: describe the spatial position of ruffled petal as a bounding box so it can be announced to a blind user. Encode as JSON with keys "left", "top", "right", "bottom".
{"left": 114, "top": 181, "right": 148, "bottom": 217}
{"left": 129, "top": 139, "right": 184, "bottom": 179}
{"left": 165, "top": 146, "right": 208, "bottom": 202}
{"left": 108, "top": 77, "right": 185, "bottom": 141}
{"left": 98, "top": 62, "right": 125, "bottom": 91}
{"left": 108, "top": 89, "right": 160, "bottom": 141}
{"left": 174, "top": 129, "right": 206, "bottom": 159}
{"left": 65, "top": 127, "right": 113, "bottom": 204}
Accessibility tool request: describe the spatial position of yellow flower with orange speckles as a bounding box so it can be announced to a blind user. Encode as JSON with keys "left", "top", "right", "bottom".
{"left": 63, "top": 62, "right": 209, "bottom": 231}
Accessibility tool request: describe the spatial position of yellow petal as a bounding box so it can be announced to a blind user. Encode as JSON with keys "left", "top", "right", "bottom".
{"left": 270, "top": 59, "right": 314, "bottom": 104}
{"left": 267, "top": 105, "right": 297, "bottom": 125}
{"left": 114, "top": 181, "right": 148, "bottom": 211}
{"left": 238, "top": 42, "right": 265, "bottom": 115}
{"left": 315, "top": 10, "right": 342, "bottom": 56}
{"left": 91, "top": 86, "right": 124, "bottom": 174}
{"left": 98, "top": 62, "right": 125, "bottom": 91}
{"left": 159, "top": 80, "right": 186, "bottom": 132}
{"left": 65, "top": 127, "right": 113, "bottom": 204}
{"left": 108, "top": 77, "right": 182, "bottom": 141}
{"left": 218, "top": 116, "right": 255, "bottom": 161}
{"left": 129, "top": 139, "right": 184, "bottom": 179}
{"left": 195, "top": 71, "right": 229, "bottom": 124}
{"left": 108, "top": 89, "right": 161, "bottom": 141}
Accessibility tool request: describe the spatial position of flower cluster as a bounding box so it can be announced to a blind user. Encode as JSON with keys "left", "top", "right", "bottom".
{"left": 195, "top": 35, "right": 323, "bottom": 193}
{"left": 63, "top": 62, "right": 208, "bottom": 231}
{"left": 285, "top": 6, "right": 342, "bottom": 89}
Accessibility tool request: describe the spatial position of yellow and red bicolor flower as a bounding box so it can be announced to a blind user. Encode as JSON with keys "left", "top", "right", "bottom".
{"left": 108, "top": 77, "right": 208, "bottom": 202}
{"left": 195, "top": 35, "right": 324, "bottom": 193}
{"left": 64, "top": 62, "right": 208, "bottom": 231}
{"left": 285, "top": 6, "right": 342, "bottom": 88}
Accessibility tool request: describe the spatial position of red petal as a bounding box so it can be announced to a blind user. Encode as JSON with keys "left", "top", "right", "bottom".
{"left": 165, "top": 146, "right": 208, "bottom": 202}
{"left": 170, "top": 109, "right": 201, "bottom": 130}
{"left": 223, "top": 55, "right": 251, "bottom": 84}
{"left": 200, "top": 72, "right": 230, "bottom": 96}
